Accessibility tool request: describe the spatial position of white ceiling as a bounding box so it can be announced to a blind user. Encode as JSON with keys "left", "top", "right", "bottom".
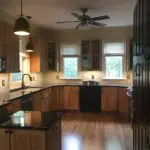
{"left": 0, "top": 0, "right": 137, "bottom": 29}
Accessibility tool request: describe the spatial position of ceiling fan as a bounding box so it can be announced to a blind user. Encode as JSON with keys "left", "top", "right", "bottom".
{"left": 56, "top": 8, "right": 110, "bottom": 29}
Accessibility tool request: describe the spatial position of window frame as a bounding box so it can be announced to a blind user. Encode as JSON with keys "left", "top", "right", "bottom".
{"left": 61, "top": 55, "right": 79, "bottom": 79}
{"left": 103, "top": 42, "right": 126, "bottom": 80}
{"left": 60, "top": 41, "right": 81, "bottom": 80}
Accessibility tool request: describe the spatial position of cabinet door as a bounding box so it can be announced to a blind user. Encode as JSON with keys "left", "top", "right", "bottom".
{"left": 32, "top": 91, "right": 42, "bottom": 111}
{"left": 69, "top": 87, "right": 79, "bottom": 110}
{"left": 118, "top": 88, "right": 128, "bottom": 113}
{"left": 0, "top": 129, "right": 10, "bottom": 150}
{"left": 30, "top": 38, "right": 46, "bottom": 73}
{"left": 11, "top": 130, "right": 30, "bottom": 150}
{"left": 63, "top": 86, "right": 70, "bottom": 109}
{"left": 29, "top": 131, "right": 46, "bottom": 150}
{"left": 11, "top": 130, "right": 45, "bottom": 150}
{"left": 101, "top": 87, "right": 118, "bottom": 112}
{"left": 41, "top": 89, "right": 50, "bottom": 111}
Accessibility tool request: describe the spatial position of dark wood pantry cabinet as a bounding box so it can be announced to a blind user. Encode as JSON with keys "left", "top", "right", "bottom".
{"left": 133, "top": 0, "right": 150, "bottom": 149}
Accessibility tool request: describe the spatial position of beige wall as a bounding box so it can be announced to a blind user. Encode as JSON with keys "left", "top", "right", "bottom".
{"left": 43, "top": 26, "right": 133, "bottom": 86}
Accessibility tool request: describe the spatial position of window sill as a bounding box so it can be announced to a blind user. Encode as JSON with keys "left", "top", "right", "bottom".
{"left": 59, "top": 78, "right": 82, "bottom": 80}
{"left": 102, "top": 78, "right": 126, "bottom": 80}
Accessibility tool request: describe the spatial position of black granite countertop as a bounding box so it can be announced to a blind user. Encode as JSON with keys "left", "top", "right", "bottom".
{"left": 0, "top": 111, "right": 62, "bottom": 130}
{"left": 0, "top": 84, "right": 129, "bottom": 107}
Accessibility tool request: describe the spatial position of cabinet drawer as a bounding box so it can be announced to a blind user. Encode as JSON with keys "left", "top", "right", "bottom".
{"left": 41, "top": 89, "right": 49, "bottom": 98}
{"left": 70, "top": 87, "right": 79, "bottom": 92}
{"left": 64, "top": 86, "right": 71, "bottom": 92}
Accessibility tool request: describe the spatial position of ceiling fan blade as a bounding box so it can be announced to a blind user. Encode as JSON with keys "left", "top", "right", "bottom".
{"left": 71, "top": 13, "right": 80, "bottom": 19}
{"left": 90, "top": 15, "right": 110, "bottom": 21}
{"left": 75, "top": 23, "right": 82, "bottom": 29}
{"left": 56, "top": 21, "right": 80, "bottom": 24}
{"left": 89, "top": 21, "right": 106, "bottom": 27}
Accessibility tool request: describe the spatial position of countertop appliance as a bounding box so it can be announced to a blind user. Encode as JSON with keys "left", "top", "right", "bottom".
{"left": 79, "top": 86, "right": 101, "bottom": 112}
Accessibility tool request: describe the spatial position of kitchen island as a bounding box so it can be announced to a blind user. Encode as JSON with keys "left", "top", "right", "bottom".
{"left": 0, "top": 110, "right": 62, "bottom": 150}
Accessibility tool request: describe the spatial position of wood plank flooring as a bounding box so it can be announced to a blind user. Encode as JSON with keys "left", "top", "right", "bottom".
{"left": 61, "top": 113, "right": 133, "bottom": 150}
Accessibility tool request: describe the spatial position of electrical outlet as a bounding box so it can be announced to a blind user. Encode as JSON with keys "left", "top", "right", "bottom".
{"left": 2, "top": 80, "right": 5, "bottom": 86}
{"left": 91, "top": 75, "right": 95, "bottom": 80}
{"left": 127, "top": 75, "right": 130, "bottom": 79}
{"left": 56, "top": 75, "right": 59, "bottom": 79}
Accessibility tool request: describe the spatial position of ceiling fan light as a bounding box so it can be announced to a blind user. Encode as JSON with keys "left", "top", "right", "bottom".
{"left": 26, "top": 39, "right": 34, "bottom": 52}
{"left": 14, "top": 16, "right": 30, "bottom": 36}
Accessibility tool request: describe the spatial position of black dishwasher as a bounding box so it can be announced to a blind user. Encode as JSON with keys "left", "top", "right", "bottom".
{"left": 79, "top": 86, "right": 101, "bottom": 112}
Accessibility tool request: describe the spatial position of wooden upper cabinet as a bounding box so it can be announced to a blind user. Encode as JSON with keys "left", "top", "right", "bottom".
{"left": 118, "top": 88, "right": 128, "bottom": 113}
{"left": 46, "top": 41, "right": 58, "bottom": 71}
{"left": 30, "top": 37, "right": 46, "bottom": 73}
{"left": 101, "top": 87, "right": 118, "bottom": 112}
{"left": 0, "top": 21, "right": 19, "bottom": 73}
{"left": 81, "top": 40, "right": 102, "bottom": 71}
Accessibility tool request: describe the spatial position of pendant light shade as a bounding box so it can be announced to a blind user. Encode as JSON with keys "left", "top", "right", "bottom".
{"left": 14, "top": 0, "right": 30, "bottom": 36}
{"left": 14, "top": 16, "right": 30, "bottom": 36}
{"left": 26, "top": 37, "right": 34, "bottom": 52}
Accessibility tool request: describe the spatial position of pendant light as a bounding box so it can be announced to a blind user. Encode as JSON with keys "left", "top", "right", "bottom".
{"left": 14, "top": 0, "right": 30, "bottom": 36}
{"left": 26, "top": 16, "right": 34, "bottom": 52}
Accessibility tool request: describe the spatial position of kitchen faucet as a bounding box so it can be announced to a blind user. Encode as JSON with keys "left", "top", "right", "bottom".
{"left": 22, "top": 74, "right": 32, "bottom": 89}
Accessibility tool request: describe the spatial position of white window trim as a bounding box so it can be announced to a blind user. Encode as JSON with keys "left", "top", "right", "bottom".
{"left": 61, "top": 55, "right": 80, "bottom": 79}
{"left": 102, "top": 41, "right": 127, "bottom": 80}
{"left": 59, "top": 41, "right": 81, "bottom": 80}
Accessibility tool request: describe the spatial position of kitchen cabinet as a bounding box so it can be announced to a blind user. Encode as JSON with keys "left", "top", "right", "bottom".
{"left": 63, "top": 86, "right": 79, "bottom": 110}
{"left": 101, "top": 87, "right": 118, "bottom": 112}
{"left": 5, "top": 22, "right": 19, "bottom": 73}
{"left": 81, "top": 40, "right": 102, "bottom": 71}
{"left": 11, "top": 130, "right": 46, "bottom": 150}
{"left": 47, "top": 41, "right": 58, "bottom": 71}
{"left": 101, "top": 87, "right": 128, "bottom": 113}
{"left": 0, "top": 129, "right": 10, "bottom": 150}
{"left": 118, "top": 88, "right": 128, "bottom": 113}
{"left": 32, "top": 89, "right": 50, "bottom": 111}
{"left": 41, "top": 89, "right": 50, "bottom": 111}
{"left": 51, "top": 87, "right": 63, "bottom": 111}
{"left": 0, "top": 118, "right": 61, "bottom": 150}
{"left": 30, "top": 37, "right": 46, "bottom": 73}
{"left": 32, "top": 91, "right": 42, "bottom": 111}
{"left": 6, "top": 99, "right": 21, "bottom": 114}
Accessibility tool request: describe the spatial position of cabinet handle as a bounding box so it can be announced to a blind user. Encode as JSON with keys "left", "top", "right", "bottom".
{"left": 135, "top": 63, "right": 142, "bottom": 76}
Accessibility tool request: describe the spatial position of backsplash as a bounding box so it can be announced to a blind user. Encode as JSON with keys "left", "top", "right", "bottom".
{"left": 43, "top": 70, "right": 133, "bottom": 86}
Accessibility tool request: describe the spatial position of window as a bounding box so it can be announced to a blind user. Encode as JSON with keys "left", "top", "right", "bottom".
{"left": 103, "top": 43, "right": 125, "bottom": 79}
{"left": 60, "top": 43, "right": 79, "bottom": 79}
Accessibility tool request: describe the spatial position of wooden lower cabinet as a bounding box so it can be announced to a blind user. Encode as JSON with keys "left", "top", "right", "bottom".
{"left": 11, "top": 130, "right": 46, "bottom": 150}
{"left": 6, "top": 99, "right": 21, "bottom": 114}
{"left": 32, "top": 91, "right": 42, "bottom": 111}
{"left": 0, "top": 119, "right": 61, "bottom": 150}
{"left": 118, "top": 88, "right": 128, "bottom": 113}
{"left": 101, "top": 87, "right": 128, "bottom": 113}
{"left": 0, "top": 129, "right": 10, "bottom": 150}
{"left": 63, "top": 86, "right": 79, "bottom": 110}
{"left": 101, "top": 87, "right": 118, "bottom": 112}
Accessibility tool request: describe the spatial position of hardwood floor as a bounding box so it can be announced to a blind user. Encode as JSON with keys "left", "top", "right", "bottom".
{"left": 61, "top": 113, "right": 133, "bottom": 150}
